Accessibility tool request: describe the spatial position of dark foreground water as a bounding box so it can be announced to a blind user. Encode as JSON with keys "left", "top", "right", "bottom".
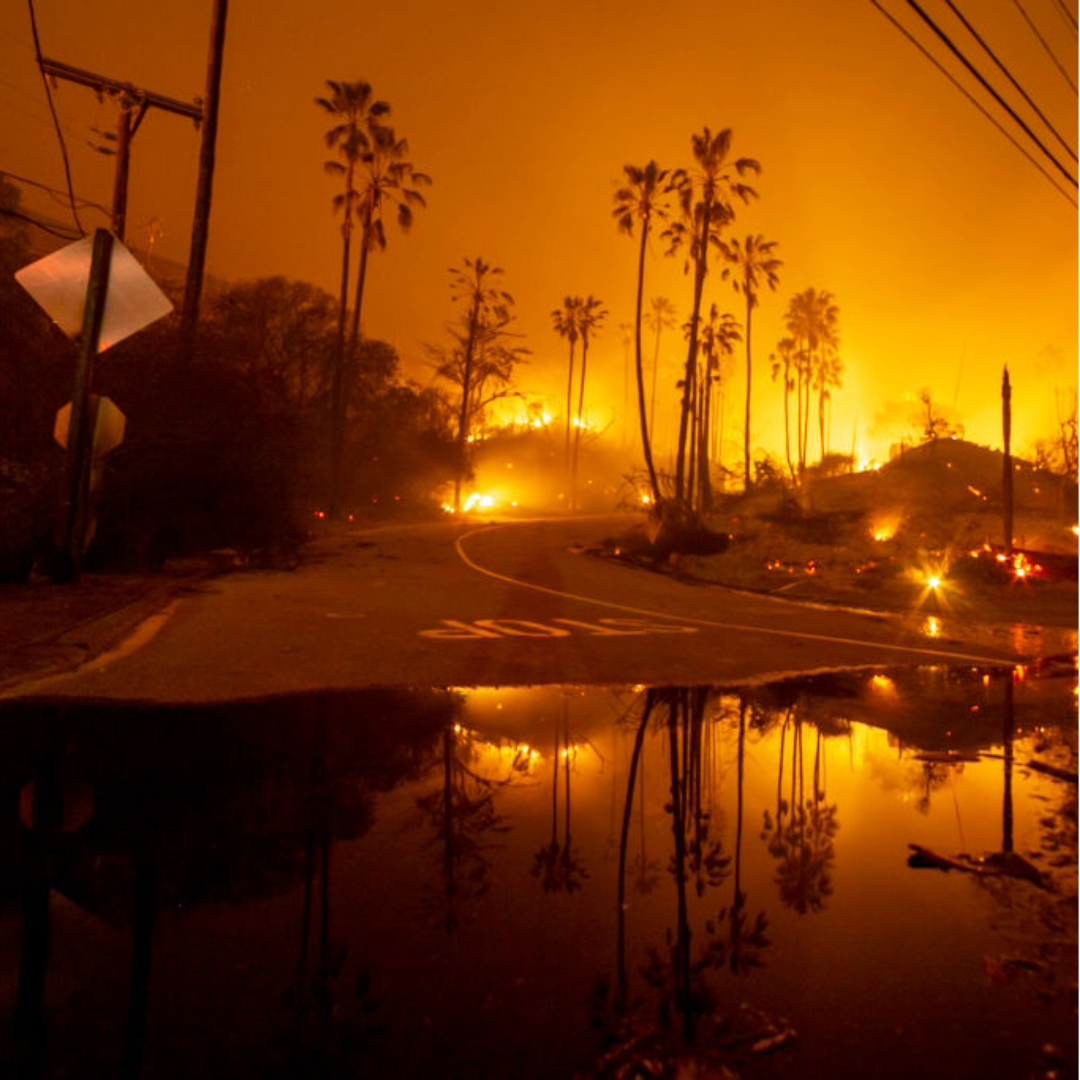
{"left": 1, "top": 662, "right": 1076, "bottom": 1080}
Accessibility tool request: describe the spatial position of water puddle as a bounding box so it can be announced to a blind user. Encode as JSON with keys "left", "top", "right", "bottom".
{"left": 1, "top": 662, "right": 1076, "bottom": 1079}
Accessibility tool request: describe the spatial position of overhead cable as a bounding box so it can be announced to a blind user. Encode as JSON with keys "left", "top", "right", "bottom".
{"left": 1012, "top": 0, "right": 1078, "bottom": 92}
{"left": 1051, "top": 0, "right": 1078, "bottom": 34}
{"left": 25, "top": 0, "right": 84, "bottom": 234}
{"left": 1, "top": 168, "right": 110, "bottom": 214}
{"left": 944, "top": 0, "right": 1077, "bottom": 163}
{"left": 904, "top": 0, "right": 1077, "bottom": 187}
{"left": 0, "top": 204, "right": 82, "bottom": 239}
{"left": 870, "top": 0, "right": 1078, "bottom": 208}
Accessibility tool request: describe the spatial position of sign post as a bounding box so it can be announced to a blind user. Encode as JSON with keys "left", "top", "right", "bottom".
{"left": 52, "top": 228, "right": 113, "bottom": 582}
{"left": 16, "top": 229, "right": 173, "bottom": 581}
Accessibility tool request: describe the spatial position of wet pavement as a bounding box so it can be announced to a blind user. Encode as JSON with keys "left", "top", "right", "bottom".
{"left": 0, "top": 665, "right": 1076, "bottom": 1079}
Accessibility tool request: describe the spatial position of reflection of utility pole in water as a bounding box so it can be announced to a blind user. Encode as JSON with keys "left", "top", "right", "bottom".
{"left": 14, "top": 720, "right": 65, "bottom": 1077}
{"left": 1002, "top": 670, "right": 1015, "bottom": 855}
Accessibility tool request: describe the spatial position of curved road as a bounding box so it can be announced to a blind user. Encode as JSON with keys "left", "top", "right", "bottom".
{"left": 6, "top": 515, "right": 1040, "bottom": 704}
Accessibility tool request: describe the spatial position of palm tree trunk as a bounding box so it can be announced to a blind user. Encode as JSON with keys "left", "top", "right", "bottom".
{"left": 743, "top": 290, "right": 753, "bottom": 492}
{"left": 699, "top": 362, "right": 714, "bottom": 511}
{"left": 329, "top": 219, "right": 352, "bottom": 518}
{"left": 634, "top": 229, "right": 661, "bottom": 504}
{"left": 818, "top": 386, "right": 827, "bottom": 463}
{"left": 564, "top": 341, "right": 576, "bottom": 485}
{"left": 572, "top": 338, "right": 589, "bottom": 511}
{"left": 675, "top": 204, "right": 711, "bottom": 505}
{"left": 783, "top": 366, "right": 795, "bottom": 483}
{"left": 650, "top": 321, "right": 661, "bottom": 436}
{"left": 794, "top": 351, "right": 804, "bottom": 480}
{"left": 348, "top": 210, "right": 373, "bottom": 393}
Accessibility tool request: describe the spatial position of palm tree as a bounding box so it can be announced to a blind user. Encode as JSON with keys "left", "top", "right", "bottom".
{"left": 720, "top": 234, "right": 782, "bottom": 491}
{"left": 551, "top": 296, "right": 583, "bottom": 476}
{"left": 698, "top": 305, "right": 742, "bottom": 504}
{"left": 316, "top": 79, "right": 389, "bottom": 517}
{"left": 665, "top": 128, "right": 760, "bottom": 507}
{"left": 612, "top": 161, "right": 672, "bottom": 507}
{"left": 784, "top": 288, "right": 839, "bottom": 476}
{"left": 644, "top": 295, "right": 678, "bottom": 444}
{"left": 770, "top": 337, "right": 798, "bottom": 481}
{"left": 446, "top": 257, "right": 514, "bottom": 511}
{"left": 814, "top": 342, "right": 844, "bottom": 461}
{"left": 347, "top": 124, "right": 431, "bottom": 386}
{"left": 570, "top": 295, "right": 607, "bottom": 509}
{"left": 618, "top": 321, "right": 634, "bottom": 448}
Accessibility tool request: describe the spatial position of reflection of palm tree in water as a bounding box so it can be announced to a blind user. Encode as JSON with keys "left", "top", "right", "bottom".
{"left": 761, "top": 705, "right": 839, "bottom": 914}
{"left": 417, "top": 724, "right": 509, "bottom": 932}
{"left": 726, "top": 698, "right": 769, "bottom": 973}
{"left": 532, "top": 700, "right": 589, "bottom": 893}
{"left": 644, "top": 689, "right": 731, "bottom": 1044}
{"left": 611, "top": 689, "right": 774, "bottom": 1057}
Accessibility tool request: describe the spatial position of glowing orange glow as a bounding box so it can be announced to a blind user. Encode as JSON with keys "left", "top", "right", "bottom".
{"left": 869, "top": 674, "right": 897, "bottom": 695}
{"left": 463, "top": 493, "right": 496, "bottom": 512}
{"left": 870, "top": 513, "right": 901, "bottom": 541}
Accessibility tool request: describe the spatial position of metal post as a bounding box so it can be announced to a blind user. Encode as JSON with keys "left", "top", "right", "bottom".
{"left": 52, "top": 228, "right": 113, "bottom": 583}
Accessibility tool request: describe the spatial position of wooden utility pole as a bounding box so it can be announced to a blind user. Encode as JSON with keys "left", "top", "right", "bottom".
{"left": 38, "top": 57, "right": 202, "bottom": 243}
{"left": 179, "top": 0, "right": 229, "bottom": 361}
{"left": 1002, "top": 365, "right": 1014, "bottom": 558}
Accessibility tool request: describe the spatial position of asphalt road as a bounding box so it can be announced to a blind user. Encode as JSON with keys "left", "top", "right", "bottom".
{"left": 2, "top": 515, "right": 1050, "bottom": 704}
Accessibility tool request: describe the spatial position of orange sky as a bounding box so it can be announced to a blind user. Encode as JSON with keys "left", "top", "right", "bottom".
{"left": 2, "top": 0, "right": 1076, "bottom": 466}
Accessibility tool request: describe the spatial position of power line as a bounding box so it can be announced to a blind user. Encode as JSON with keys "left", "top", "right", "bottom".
{"left": 870, "top": 0, "right": 1078, "bottom": 208}
{"left": 0, "top": 204, "right": 82, "bottom": 240}
{"left": 25, "top": 0, "right": 84, "bottom": 235}
{"left": 904, "top": 0, "right": 1077, "bottom": 188}
{"left": 0, "top": 168, "right": 110, "bottom": 214}
{"left": 1012, "top": 0, "right": 1077, "bottom": 92}
{"left": 1051, "top": 0, "right": 1078, "bottom": 34}
{"left": 944, "top": 0, "right": 1077, "bottom": 163}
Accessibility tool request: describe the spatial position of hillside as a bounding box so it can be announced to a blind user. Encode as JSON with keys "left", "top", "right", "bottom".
{"left": 616, "top": 439, "right": 1078, "bottom": 633}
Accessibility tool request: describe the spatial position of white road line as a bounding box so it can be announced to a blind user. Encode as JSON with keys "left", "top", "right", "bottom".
{"left": 455, "top": 526, "right": 1017, "bottom": 666}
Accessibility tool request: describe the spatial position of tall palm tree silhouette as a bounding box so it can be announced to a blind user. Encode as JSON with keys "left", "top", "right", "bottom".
{"left": 720, "top": 234, "right": 782, "bottom": 490}
{"left": 665, "top": 128, "right": 759, "bottom": 505}
{"left": 315, "top": 79, "right": 389, "bottom": 517}
{"left": 551, "top": 295, "right": 582, "bottom": 477}
{"left": 571, "top": 295, "right": 607, "bottom": 510}
{"left": 346, "top": 124, "right": 430, "bottom": 392}
{"left": 613, "top": 161, "right": 673, "bottom": 506}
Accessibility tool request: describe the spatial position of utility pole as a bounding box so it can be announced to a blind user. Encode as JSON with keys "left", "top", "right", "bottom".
{"left": 38, "top": 57, "right": 203, "bottom": 243}
{"left": 179, "top": 0, "right": 229, "bottom": 363}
